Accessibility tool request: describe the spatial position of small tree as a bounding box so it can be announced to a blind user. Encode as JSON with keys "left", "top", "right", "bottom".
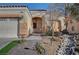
{"left": 48, "top": 3, "right": 65, "bottom": 45}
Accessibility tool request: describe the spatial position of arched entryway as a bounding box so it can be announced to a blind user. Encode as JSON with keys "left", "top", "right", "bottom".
{"left": 32, "top": 17, "right": 42, "bottom": 33}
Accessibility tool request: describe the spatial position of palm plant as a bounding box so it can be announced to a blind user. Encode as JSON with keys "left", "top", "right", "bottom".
{"left": 65, "top": 3, "right": 79, "bottom": 32}
{"left": 65, "top": 3, "right": 79, "bottom": 20}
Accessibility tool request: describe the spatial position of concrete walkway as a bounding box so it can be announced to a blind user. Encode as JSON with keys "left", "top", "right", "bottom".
{"left": 27, "top": 36, "right": 42, "bottom": 40}
{"left": 8, "top": 35, "right": 42, "bottom": 55}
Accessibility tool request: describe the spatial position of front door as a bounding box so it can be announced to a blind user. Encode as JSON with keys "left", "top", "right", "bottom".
{"left": 32, "top": 17, "right": 42, "bottom": 33}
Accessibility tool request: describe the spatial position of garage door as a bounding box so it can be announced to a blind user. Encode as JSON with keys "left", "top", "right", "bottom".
{"left": 0, "top": 19, "right": 18, "bottom": 38}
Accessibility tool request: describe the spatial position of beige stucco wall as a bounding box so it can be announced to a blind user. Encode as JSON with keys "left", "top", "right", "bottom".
{"left": 30, "top": 10, "right": 50, "bottom": 33}
{"left": 58, "top": 16, "right": 66, "bottom": 31}
{"left": 67, "top": 19, "right": 79, "bottom": 33}
{"left": 21, "top": 8, "right": 33, "bottom": 36}
{"left": 18, "top": 7, "right": 33, "bottom": 37}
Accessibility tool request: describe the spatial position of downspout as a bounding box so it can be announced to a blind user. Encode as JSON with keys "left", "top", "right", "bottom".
{"left": 17, "top": 17, "right": 20, "bottom": 38}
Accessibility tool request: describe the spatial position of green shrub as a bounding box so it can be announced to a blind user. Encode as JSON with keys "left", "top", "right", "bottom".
{"left": 45, "top": 31, "right": 52, "bottom": 36}
{"left": 45, "top": 26, "right": 52, "bottom": 36}
{"left": 35, "top": 42, "right": 45, "bottom": 54}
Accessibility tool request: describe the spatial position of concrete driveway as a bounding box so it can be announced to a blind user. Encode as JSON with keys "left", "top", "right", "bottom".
{"left": 0, "top": 38, "right": 16, "bottom": 49}
{"left": 8, "top": 35, "right": 42, "bottom": 55}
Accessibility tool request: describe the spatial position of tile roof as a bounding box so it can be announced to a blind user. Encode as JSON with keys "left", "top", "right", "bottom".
{"left": 0, "top": 14, "right": 22, "bottom": 18}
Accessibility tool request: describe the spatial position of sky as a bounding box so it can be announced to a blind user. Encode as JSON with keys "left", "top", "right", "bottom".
{"left": 27, "top": 3, "right": 65, "bottom": 11}
{"left": 27, "top": 3, "right": 65, "bottom": 15}
{"left": 26, "top": 3, "right": 49, "bottom": 10}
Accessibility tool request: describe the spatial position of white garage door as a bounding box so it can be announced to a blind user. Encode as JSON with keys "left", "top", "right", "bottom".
{"left": 0, "top": 19, "right": 18, "bottom": 38}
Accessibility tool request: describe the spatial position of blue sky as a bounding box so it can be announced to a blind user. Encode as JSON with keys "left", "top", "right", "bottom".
{"left": 27, "top": 3, "right": 65, "bottom": 15}
{"left": 27, "top": 3, "right": 65, "bottom": 11}
{"left": 26, "top": 3, "right": 48, "bottom": 10}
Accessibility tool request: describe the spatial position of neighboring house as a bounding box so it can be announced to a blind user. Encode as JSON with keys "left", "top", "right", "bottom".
{"left": 65, "top": 16, "right": 79, "bottom": 33}
{"left": 66, "top": 16, "right": 79, "bottom": 39}
{"left": 0, "top": 4, "right": 33, "bottom": 38}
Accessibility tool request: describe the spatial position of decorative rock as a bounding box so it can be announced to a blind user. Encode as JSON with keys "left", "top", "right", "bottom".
{"left": 57, "top": 34, "right": 76, "bottom": 55}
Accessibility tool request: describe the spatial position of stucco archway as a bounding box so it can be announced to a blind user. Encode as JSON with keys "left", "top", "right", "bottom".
{"left": 32, "top": 17, "right": 42, "bottom": 33}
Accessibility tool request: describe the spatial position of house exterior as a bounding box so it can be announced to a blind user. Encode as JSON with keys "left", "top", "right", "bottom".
{"left": 0, "top": 4, "right": 66, "bottom": 38}
{"left": 52, "top": 16, "right": 66, "bottom": 32}
{"left": 0, "top": 4, "right": 33, "bottom": 38}
{"left": 30, "top": 10, "right": 50, "bottom": 33}
{"left": 30, "top": 10, "right": 66, "bottom": 33}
